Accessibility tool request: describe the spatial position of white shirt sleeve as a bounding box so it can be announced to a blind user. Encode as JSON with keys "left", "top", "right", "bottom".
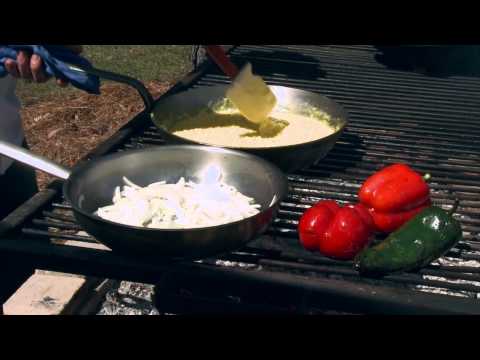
{"left": 0, "top": 76, "right": 25, "bottom": 175}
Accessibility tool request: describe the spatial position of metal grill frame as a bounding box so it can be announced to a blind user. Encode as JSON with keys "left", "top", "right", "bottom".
{"left": 1, "top": 45, "right": 480, "bottom": 315}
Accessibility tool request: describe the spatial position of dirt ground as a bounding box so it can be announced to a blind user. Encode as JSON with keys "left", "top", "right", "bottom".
{"left": 21, "top": 81, "right": 170, "bottom": 190}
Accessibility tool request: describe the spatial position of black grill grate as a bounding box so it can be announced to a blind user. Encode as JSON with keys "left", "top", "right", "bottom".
{"left": 2, "top": 45, "right": 480, "bottom": 314}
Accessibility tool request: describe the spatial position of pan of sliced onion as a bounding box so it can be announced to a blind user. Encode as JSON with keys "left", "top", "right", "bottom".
{"left": 0, "top": 142, "right": 288, "bottom": 260}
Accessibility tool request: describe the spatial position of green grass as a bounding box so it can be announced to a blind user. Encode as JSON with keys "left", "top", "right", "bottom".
{"left": 16, "top": 45, "right": 193, "bottom": 105}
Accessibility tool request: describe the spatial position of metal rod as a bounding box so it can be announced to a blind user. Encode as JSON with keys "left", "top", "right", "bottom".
{"left": 42, "top": 211, "right": 76, "bottom": 223}
{"left": 32, "top": 219, "right": 83, "bottom": 231}
{"left": 22, "top": 228, "right": 98, "bottom": 243}
{"left": 0, "top": 141, "right": 70, "bottom": 180}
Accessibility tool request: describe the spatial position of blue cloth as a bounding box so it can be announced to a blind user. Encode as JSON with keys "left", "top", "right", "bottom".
{"left": 0, "top": 45, "right": 100, "bottom": 94}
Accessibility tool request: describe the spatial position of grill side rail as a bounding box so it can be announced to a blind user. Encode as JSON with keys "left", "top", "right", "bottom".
{"left": 0, "top": 236, "right": 479, "bottom": 314}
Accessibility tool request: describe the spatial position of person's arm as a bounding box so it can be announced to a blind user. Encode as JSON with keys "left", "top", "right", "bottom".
{"left": 3, "top": 45, "right": 83, "bottom": 86}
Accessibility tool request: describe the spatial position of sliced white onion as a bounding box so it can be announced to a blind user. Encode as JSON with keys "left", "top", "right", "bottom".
{"left": 96, "top": 174, "right": 262, "bottom": 229}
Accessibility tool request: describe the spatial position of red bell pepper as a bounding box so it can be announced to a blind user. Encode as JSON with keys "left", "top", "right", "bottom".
{"left": 298, "top": 201, "right": 374, "bottom": 260}
{"left": 359, "top": 163, "right": 431, "bottom": 233}
{"left": 368, "top": 200, "right": 431, "bottom": 233}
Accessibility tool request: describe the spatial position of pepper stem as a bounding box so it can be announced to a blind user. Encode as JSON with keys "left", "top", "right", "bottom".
{"left": 423, "top": 173, "right": 431, "bottom": 182}
{"left": 449, "top": 199, "right": 460, "bottom": 216}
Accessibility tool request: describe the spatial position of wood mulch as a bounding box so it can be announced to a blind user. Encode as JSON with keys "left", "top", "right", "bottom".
{"left": 21, "top": 81, "right": 170, "bottom": 189}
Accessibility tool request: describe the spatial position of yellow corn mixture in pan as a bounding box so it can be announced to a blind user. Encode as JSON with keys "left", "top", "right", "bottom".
{"left": 168, "top": 100, "right": 337, "bottom": 149}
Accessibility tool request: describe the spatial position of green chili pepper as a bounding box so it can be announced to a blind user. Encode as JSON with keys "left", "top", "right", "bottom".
{"left": 354, "top": 201, "right": 462, "bottom": 277}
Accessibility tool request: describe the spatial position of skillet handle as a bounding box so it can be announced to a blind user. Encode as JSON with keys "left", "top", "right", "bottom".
{"left": 68, "top": 64, "right": 155, "bottom": 112}
{"left": 0, "top": 141, "right": 71, "bottom": 180}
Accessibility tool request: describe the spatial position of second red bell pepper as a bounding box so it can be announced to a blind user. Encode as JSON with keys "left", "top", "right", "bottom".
{"left": 359, "top": 163, "right": 431, "bottom": 233}
{"left": 368, "top": 200, "right": 432, "bottom": 233}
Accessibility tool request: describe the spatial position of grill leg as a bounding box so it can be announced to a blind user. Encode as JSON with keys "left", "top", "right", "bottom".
{"left": 191, "top": 45, "right": 207, "bottom": 71}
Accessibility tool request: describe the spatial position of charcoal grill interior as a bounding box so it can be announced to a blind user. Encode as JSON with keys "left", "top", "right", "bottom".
{"left": 1, "top": 45, "right": 480, "bottom": 314}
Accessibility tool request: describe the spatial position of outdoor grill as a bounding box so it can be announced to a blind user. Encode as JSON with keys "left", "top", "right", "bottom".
{"left": 1, "top": 45, "right": 480, "bottom": 315}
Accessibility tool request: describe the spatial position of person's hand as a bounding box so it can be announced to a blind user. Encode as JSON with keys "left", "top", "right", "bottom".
{"left": 4, "top": 45, "right": 83, "bottom": 87}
